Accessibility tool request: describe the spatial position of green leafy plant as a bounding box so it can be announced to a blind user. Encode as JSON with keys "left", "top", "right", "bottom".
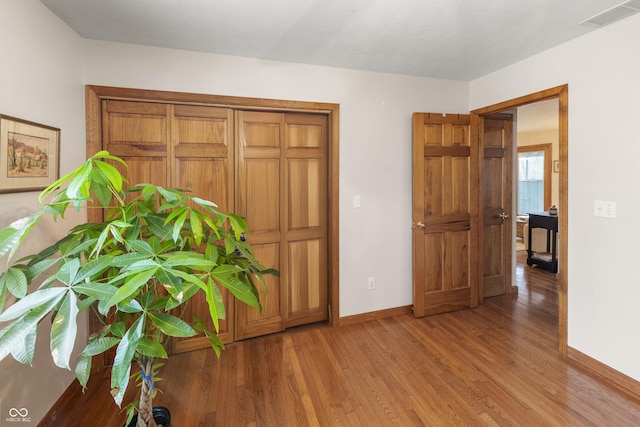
{"left": 0, "top": 151, "right": 275, "bottom": 427}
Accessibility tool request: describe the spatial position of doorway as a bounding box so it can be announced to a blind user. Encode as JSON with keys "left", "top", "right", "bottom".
{"left": 471, "top": 84, "right": 568, "bottom": 354}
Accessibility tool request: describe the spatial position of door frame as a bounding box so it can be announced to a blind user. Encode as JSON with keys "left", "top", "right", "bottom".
{"left": 84, "top": 85, "right": 341, "bottom": 333}
{"left": 471, "top": 84, "right": 568, "bottom": 355}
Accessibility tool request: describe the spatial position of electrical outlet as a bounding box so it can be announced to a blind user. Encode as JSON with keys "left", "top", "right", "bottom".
{"left": 368, "top": 277, "right": 375, "bottom": 290}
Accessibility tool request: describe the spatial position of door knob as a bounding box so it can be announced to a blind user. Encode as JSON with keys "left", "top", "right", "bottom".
{"left": 499, "top": 212, "right": 510, "bottom": 220}
{"left": 414, "top": 221, "right": 426, "bottom": 230}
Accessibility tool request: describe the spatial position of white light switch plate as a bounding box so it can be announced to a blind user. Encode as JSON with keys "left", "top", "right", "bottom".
{"left": 594, "top": 200, "right": 616, "bottom": 218}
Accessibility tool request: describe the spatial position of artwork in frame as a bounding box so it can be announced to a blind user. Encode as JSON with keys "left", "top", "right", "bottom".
{"left": 0, "top": 114, "right": 60, "bottom": 193}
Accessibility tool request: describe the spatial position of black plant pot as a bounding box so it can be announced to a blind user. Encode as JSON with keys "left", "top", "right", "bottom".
{"left": 124, "top": 406, "right": 171, "bottom": 427}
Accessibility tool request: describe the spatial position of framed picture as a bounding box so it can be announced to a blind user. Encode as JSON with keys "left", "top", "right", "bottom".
{"left": 0, "top": 114, "right": 60, "bottom": 193}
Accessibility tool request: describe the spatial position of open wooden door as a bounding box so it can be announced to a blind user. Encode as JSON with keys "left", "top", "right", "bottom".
{"left": 412, "top": 113, "right": 478, "bottom": 317}
{"left": 478, "top": 113, "right": 514, "bottom": 298}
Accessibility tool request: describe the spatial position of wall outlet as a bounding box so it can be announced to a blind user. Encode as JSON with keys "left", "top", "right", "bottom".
{"left": 368, "top": 277, "right": 375, "bottom": 290}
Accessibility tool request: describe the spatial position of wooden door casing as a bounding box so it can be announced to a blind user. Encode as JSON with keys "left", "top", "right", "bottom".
{"left": 412, "top": 113, "right": 478, "bottom": 317}
{"left": 480, "top": 114, "right": 513, "bottom": 299}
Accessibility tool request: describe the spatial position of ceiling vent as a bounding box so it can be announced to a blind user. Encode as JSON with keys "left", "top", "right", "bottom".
{"left": 580, "top": 0, "right": 640, "bottom": 26}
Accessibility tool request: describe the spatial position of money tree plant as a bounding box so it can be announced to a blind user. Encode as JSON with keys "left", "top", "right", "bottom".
{"left": 0, "top": 151, "right": 274, "bottom": 427}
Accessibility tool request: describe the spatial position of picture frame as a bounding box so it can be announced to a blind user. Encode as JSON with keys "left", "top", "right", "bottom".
{"left": 553, "top": 160, "right": 560, "bottom": 173}
{"left": 0, "top": 114, "right": 60, "bottom": 193}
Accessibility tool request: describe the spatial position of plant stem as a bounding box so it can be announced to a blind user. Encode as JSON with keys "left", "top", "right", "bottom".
{"left": 137, "top": 358, "right": 158, "bottom": 427}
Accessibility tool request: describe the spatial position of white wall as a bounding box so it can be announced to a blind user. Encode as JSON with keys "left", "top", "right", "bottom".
{"left": 471, "top": 13, "right": 640, "bottom": 381}
{"left": 82, "top": 40, "right": 470, "bottom": 317}
{"left": 0, "top": 0, "right": 86, "bottom": 424}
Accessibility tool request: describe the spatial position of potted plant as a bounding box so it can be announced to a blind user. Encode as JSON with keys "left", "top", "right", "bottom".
{"left": 0, "top": 151, "right": 275, "bottom": 427}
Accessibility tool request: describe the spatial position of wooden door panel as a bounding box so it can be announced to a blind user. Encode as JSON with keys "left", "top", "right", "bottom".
{"left": 171, "top": 105, "right": 235, "bottom": 352}
{"left": 236, "top": 111, "right": 286, "bottom": 338}
{"left": 102, "top": 100, "right": 168, "bottom": 157}
{"left": 284, "top": 114, "right": 327, "bottom": 326}
{"left": 287, "top": 239, "right": 326, "bottom": 326}
{"left": 242, "top": 159, "right": 281, "bottom": 236}
{"left": 234, "top": 243, "right": 282, "bottom": 340}
{"left": 481, "top": 115, "right": 513, "bottom": 299}
{"left": 172, "top": 157, "right": 234, "bottom": 352}
{"left": 288, "top": 159, "right": 321, "bottom": 229}
{"left": 413, "top": 113, "right": 477, "bottom": 317}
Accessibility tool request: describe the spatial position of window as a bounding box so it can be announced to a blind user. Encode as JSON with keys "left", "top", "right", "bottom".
{"left": 517, "top": 144, "right": 551, "bottom": 215}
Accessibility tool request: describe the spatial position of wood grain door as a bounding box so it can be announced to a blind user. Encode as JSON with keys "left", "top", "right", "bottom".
{"left": 99, "top": 100, "right": 328, "bottom": 348}
{"left": 412, "top": 113, "right": 478, "bottom": 317}
{"left": 101, "top": 100, "right": 170, "bottom": 189}
{"left": 170, "top": 104, "right": 235, "bottom": 352}
{"left": 234, "top": 111, "right": 328, "bottom": 340}
{"left": 101, "top": 101, "right": 237, "bottom": 352}
{"left": 480, "top": 114, "right": 514, "bottom": 298}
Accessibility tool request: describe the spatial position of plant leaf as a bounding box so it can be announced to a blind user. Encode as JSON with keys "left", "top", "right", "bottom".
{"left": 107, "top": 268, "right": 157, "bottom": 307}
{"left": 11, "top": 327, "right": 37, "bottom": 365}
{"left": 50, "top": 291, "right": 79, "bottom": 369}
{"left": 75, "top": 255, "right": 115, "bottom": 282}
{"left": 72, "top": 281, "right": 117, "bottom": 301}
{"left": 75, "top": 355, "right": 92, "bottom": 388}
{"left": 111, "top": 317, "right": 143, "bottom": 406}
{"left": 3, "top": 267, "right": 28, "bottom": 299}
{"left": 148, "top": 312, "right": 196, "bottom": 337}
{"left": 145, "top": 214, "right": 173, "bottom": 241}
{"left": 0, "top": 287, "right": 67, "bottom": 322}
{"left": 80, "top": 336, "right": 121, "bottom": 356}
{"left": 205, "top": 277, "right": 224, "bottom": 332}
{"left": 94, "top": 159, "right": 124, "bottom": 194}
{"left": 56, "top": 258, "right": 81, "bottom": 286}
{"left": 189, "top": 210, "right": 203, "bottom": 245}
{"left": 0, "top": 293, "right": 65, "bottom": 362}
{"left": 25, "top": 258, "right": 59, "bottom": 282}
{"left": 137, "top": 338, "right": 168, "bottom": 358}
{"left": 0, "top": 212, "right": 43, "bottom": 260}
{"left": 65, "top": 162, "right": 93, "bottom": 200}
{"left": 212, "top": 268, "right": 260, "bottom": 309}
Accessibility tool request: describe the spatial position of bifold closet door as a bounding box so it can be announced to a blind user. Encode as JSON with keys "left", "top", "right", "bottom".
{"left": 170, "top": 104, "right": 235, "bottom": 352}
{"left": 100, "top": 100, "right": 328, "bottom": 349}
{"left": 101, "top": 100, "right": 236, "bottom": 352}
{"left": 234, "top": 111, "right": 328, "bottom": 340}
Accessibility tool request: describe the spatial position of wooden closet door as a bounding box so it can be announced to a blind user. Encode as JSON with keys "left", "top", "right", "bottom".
{"left": 234, "top": 111, "right": 328, "bottom": 339}
{"left": 100, "top": 101, "right": 328, "bottom": 347}
{"left": 171, "top": 104, "right": 235, "bottom": 352}
{"left": 234, "top": 111, "right": 285, "bottom": 339}
{"left": 102, "top": 101, "right": 236, "bottom": 353}
{"left": 101, "top": 100, "right": 170, "bottom": 188}
{"left": 283, "top": 113, "right": 328, "bottom": 327}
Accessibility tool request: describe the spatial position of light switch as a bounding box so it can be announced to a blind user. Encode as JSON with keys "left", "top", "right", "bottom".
{"left": 594, "top": 200, "right": 616, "bottom": 218}
{"left": 353, "top": 195, "right": 361, "bottom": 209}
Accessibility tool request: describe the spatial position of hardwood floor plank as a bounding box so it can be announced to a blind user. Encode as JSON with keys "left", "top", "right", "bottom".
{"left": 39, "top": 254, "right": 640, "bottom": 426}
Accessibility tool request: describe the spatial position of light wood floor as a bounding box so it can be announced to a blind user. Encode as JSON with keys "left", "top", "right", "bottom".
{"left": 40, "top": 251, "right": 640, "bottom": 426}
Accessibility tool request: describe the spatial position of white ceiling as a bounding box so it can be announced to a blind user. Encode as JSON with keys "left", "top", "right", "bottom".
{"left": 40, "top": 0, "right": 630, "bottom": 82}
{"left": 517, "top": 99, "right": 559, "bottom": 133}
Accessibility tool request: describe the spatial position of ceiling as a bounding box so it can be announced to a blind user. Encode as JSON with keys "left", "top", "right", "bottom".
{"left": 517, "top": 99, "right": 559, "bottom": 133}
{"left": 40, "top": 0, "right": 633, "bottom": 82}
